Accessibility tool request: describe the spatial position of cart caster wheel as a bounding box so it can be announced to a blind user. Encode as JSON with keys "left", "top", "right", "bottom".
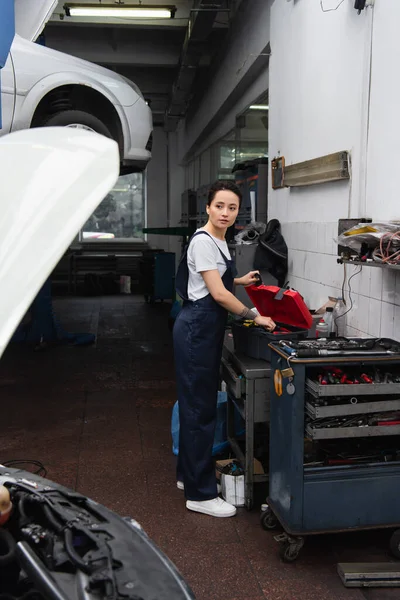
{"left": 260, "top": 508, "right": 279, "bottom": 531}
{"left": 390, "top": 529, "right": 400, "bottom": 559}
{"left": 280, "top": 541, "right": 301, "bottom": 563}
{"left": 275, "top": 534, "right": 304, "bottom": 563}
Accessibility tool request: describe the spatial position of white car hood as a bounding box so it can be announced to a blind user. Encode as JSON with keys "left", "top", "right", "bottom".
{"left": 14, "top": 0, "right": 58, "bottom": 42}
{"left": 0, "top": 127, "right": 119, "bottom": 358}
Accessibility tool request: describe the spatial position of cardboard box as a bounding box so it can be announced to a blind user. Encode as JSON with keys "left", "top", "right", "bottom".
{"left": 215, "top": 458, "right": 264, "bottom": 480}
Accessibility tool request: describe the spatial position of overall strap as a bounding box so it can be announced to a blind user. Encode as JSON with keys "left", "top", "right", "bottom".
{"left": 190, "top": 230, "right": 231, "bottom": 265}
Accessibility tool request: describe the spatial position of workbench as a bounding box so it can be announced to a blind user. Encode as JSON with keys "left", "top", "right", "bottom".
{"left": 222, "top": 335, "right": 270, "bottom": 509}
{"left": 266, "top": 341, "right": 400, "bottom": 562}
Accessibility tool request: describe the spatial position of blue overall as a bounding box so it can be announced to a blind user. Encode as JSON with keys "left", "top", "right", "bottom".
{"left": 173, "top": 231, "right": 235, "bottom": 501}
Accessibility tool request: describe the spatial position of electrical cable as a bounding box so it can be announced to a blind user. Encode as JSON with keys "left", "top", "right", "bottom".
{"left": 372, "top": 231, "right": 400, "bottom": 265}
{"left": 334, "top": 265, "right": 362, "bottom": 334}
{"left": 1, "top": 460, "right": 47, "bottom": 478}
{"left": 341, "top": 262, "right": 347, "bottom": 306}
{"left": 320, "top": 0, "right": 346, "bottom": 11}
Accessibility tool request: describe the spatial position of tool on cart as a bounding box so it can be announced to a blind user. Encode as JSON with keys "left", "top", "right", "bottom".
{"left": 278, "top": 337, "right": 400, "bottom": 358}
{"left": 298, "top": 348, "right": 397, "bottom": 358}
{"left": 310, "top": 365, "right": 400, "bottom": 388}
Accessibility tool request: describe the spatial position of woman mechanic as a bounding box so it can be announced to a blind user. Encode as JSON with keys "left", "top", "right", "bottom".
{"left": 173, "top": 180, "right": 276, "bottom": 518}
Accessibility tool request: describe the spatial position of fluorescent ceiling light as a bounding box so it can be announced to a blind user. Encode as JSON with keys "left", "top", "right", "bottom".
{"left": 249, "top": 105, "right": 269, "bottom": 110}
{"left": 64, "top": 4, "right": 176, "bottom": 19}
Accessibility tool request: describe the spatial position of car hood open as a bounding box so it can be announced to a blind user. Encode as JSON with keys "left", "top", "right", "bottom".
{"left": 14, "top": 0, "right": 58, "bottom": 42}
{"left": 0, "top": 127, "right": 119, "bottom": 358}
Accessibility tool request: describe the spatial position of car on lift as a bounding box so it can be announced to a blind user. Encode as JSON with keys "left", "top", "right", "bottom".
{"left": 0, "top": 0, "right": 153, "bottom": 173}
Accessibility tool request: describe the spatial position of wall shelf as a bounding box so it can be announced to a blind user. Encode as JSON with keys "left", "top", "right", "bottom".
{"left": 338, "top": 259, "right": 400, "bottom": 271}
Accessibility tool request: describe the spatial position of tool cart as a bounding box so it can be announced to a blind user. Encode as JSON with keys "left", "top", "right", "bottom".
{"left": 224, "top": 284, "right": 313, "bottom": 508}
{"left": 265, "top": 337, "right": 400, "bottom": 562}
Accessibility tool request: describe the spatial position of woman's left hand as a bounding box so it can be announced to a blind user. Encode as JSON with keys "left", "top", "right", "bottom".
{"left": 239, "top": 271, "right": 261, "bottom": 287}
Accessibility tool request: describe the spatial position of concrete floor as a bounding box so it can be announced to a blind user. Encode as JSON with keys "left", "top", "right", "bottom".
{"left": 0, "top": 295, "right": 398, "bottom": 600}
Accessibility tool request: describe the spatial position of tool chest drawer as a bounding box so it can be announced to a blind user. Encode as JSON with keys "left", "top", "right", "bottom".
{"left": 305, "top": 401, "right": 400, "bottom": 438}
{"left": 306, "top": 398, "right": 400, "bottom": 419}
{"left": 221, "top": 357, "right": 244, "bottom": 399}
{"left": 305, "top": 423, "right": 400, "bottom": 439}
{"left": 306, "top": 378, "right": 400, "bottom": 398}
{"left": 305, "top": 365, "right": 400, "bottom": 440}
{"left": 221, "top": 357, "right": 270, "bottom": 422}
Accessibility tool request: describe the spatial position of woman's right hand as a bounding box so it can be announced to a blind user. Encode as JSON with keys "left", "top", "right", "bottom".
{"left": 254, "top": 315, "right": 276, "bottom": 332}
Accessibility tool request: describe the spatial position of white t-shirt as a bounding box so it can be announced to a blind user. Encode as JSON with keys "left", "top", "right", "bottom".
{"left": 187, "top": 229, "right": 231, "bottom": 301}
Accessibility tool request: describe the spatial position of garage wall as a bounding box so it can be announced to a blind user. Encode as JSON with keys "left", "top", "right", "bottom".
{"left": 367, "top": 0, "right": 400, "bottom": 220}
{"left": 268, "top": 0, "right": 400, "bottom": 339}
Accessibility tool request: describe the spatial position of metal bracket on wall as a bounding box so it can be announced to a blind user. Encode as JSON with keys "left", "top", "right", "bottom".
{"left": 284, "top": 151, "right": 350, "bottom": 188}
{"left": 271, "top": 156, "right": 285, "bottom": 189}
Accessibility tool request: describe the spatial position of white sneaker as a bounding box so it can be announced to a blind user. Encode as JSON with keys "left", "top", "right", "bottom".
{"left": 186, "top": 497, "right": 237, "bottom": 518}
{"left": 177, "top": 481, "right": 221, "bottom": 493}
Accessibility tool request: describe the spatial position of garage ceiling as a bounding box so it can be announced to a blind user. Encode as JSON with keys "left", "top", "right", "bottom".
{"left": 44, "top": 0, "right": 241, "bottom": 128}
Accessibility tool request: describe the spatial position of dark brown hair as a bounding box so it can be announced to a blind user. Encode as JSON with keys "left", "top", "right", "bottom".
{"left": 207, "top": 180, "right": 242, "bottom": 208}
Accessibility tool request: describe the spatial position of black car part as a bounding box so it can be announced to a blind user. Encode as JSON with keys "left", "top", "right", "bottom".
{"left": 0, "top": 467, "right": 195, "bottom": 600}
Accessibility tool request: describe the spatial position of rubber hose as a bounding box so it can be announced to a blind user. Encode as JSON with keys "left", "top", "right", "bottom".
{"left": 64, "top": 529, "right": 91, "bottom": 574}
{"left": 43, "top": 505, "right": 63, "bottom": 534}
{"left": 18, "top": 496, "right": 29, "bottom": 522}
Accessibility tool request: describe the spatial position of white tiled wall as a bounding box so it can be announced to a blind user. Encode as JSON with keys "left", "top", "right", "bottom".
{"left": 282, "top": 222, "right": 400, "bottom": 340}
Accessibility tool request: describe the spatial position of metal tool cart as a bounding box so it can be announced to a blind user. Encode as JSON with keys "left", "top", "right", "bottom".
{"left": 264, "top": 337, "right": 400, "bottom": 562}
{"left": 221, "top": 336, "right": 270, "bottom": 510}
{"left": 223, "top": 283, "right": 312, "bottom": 509}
